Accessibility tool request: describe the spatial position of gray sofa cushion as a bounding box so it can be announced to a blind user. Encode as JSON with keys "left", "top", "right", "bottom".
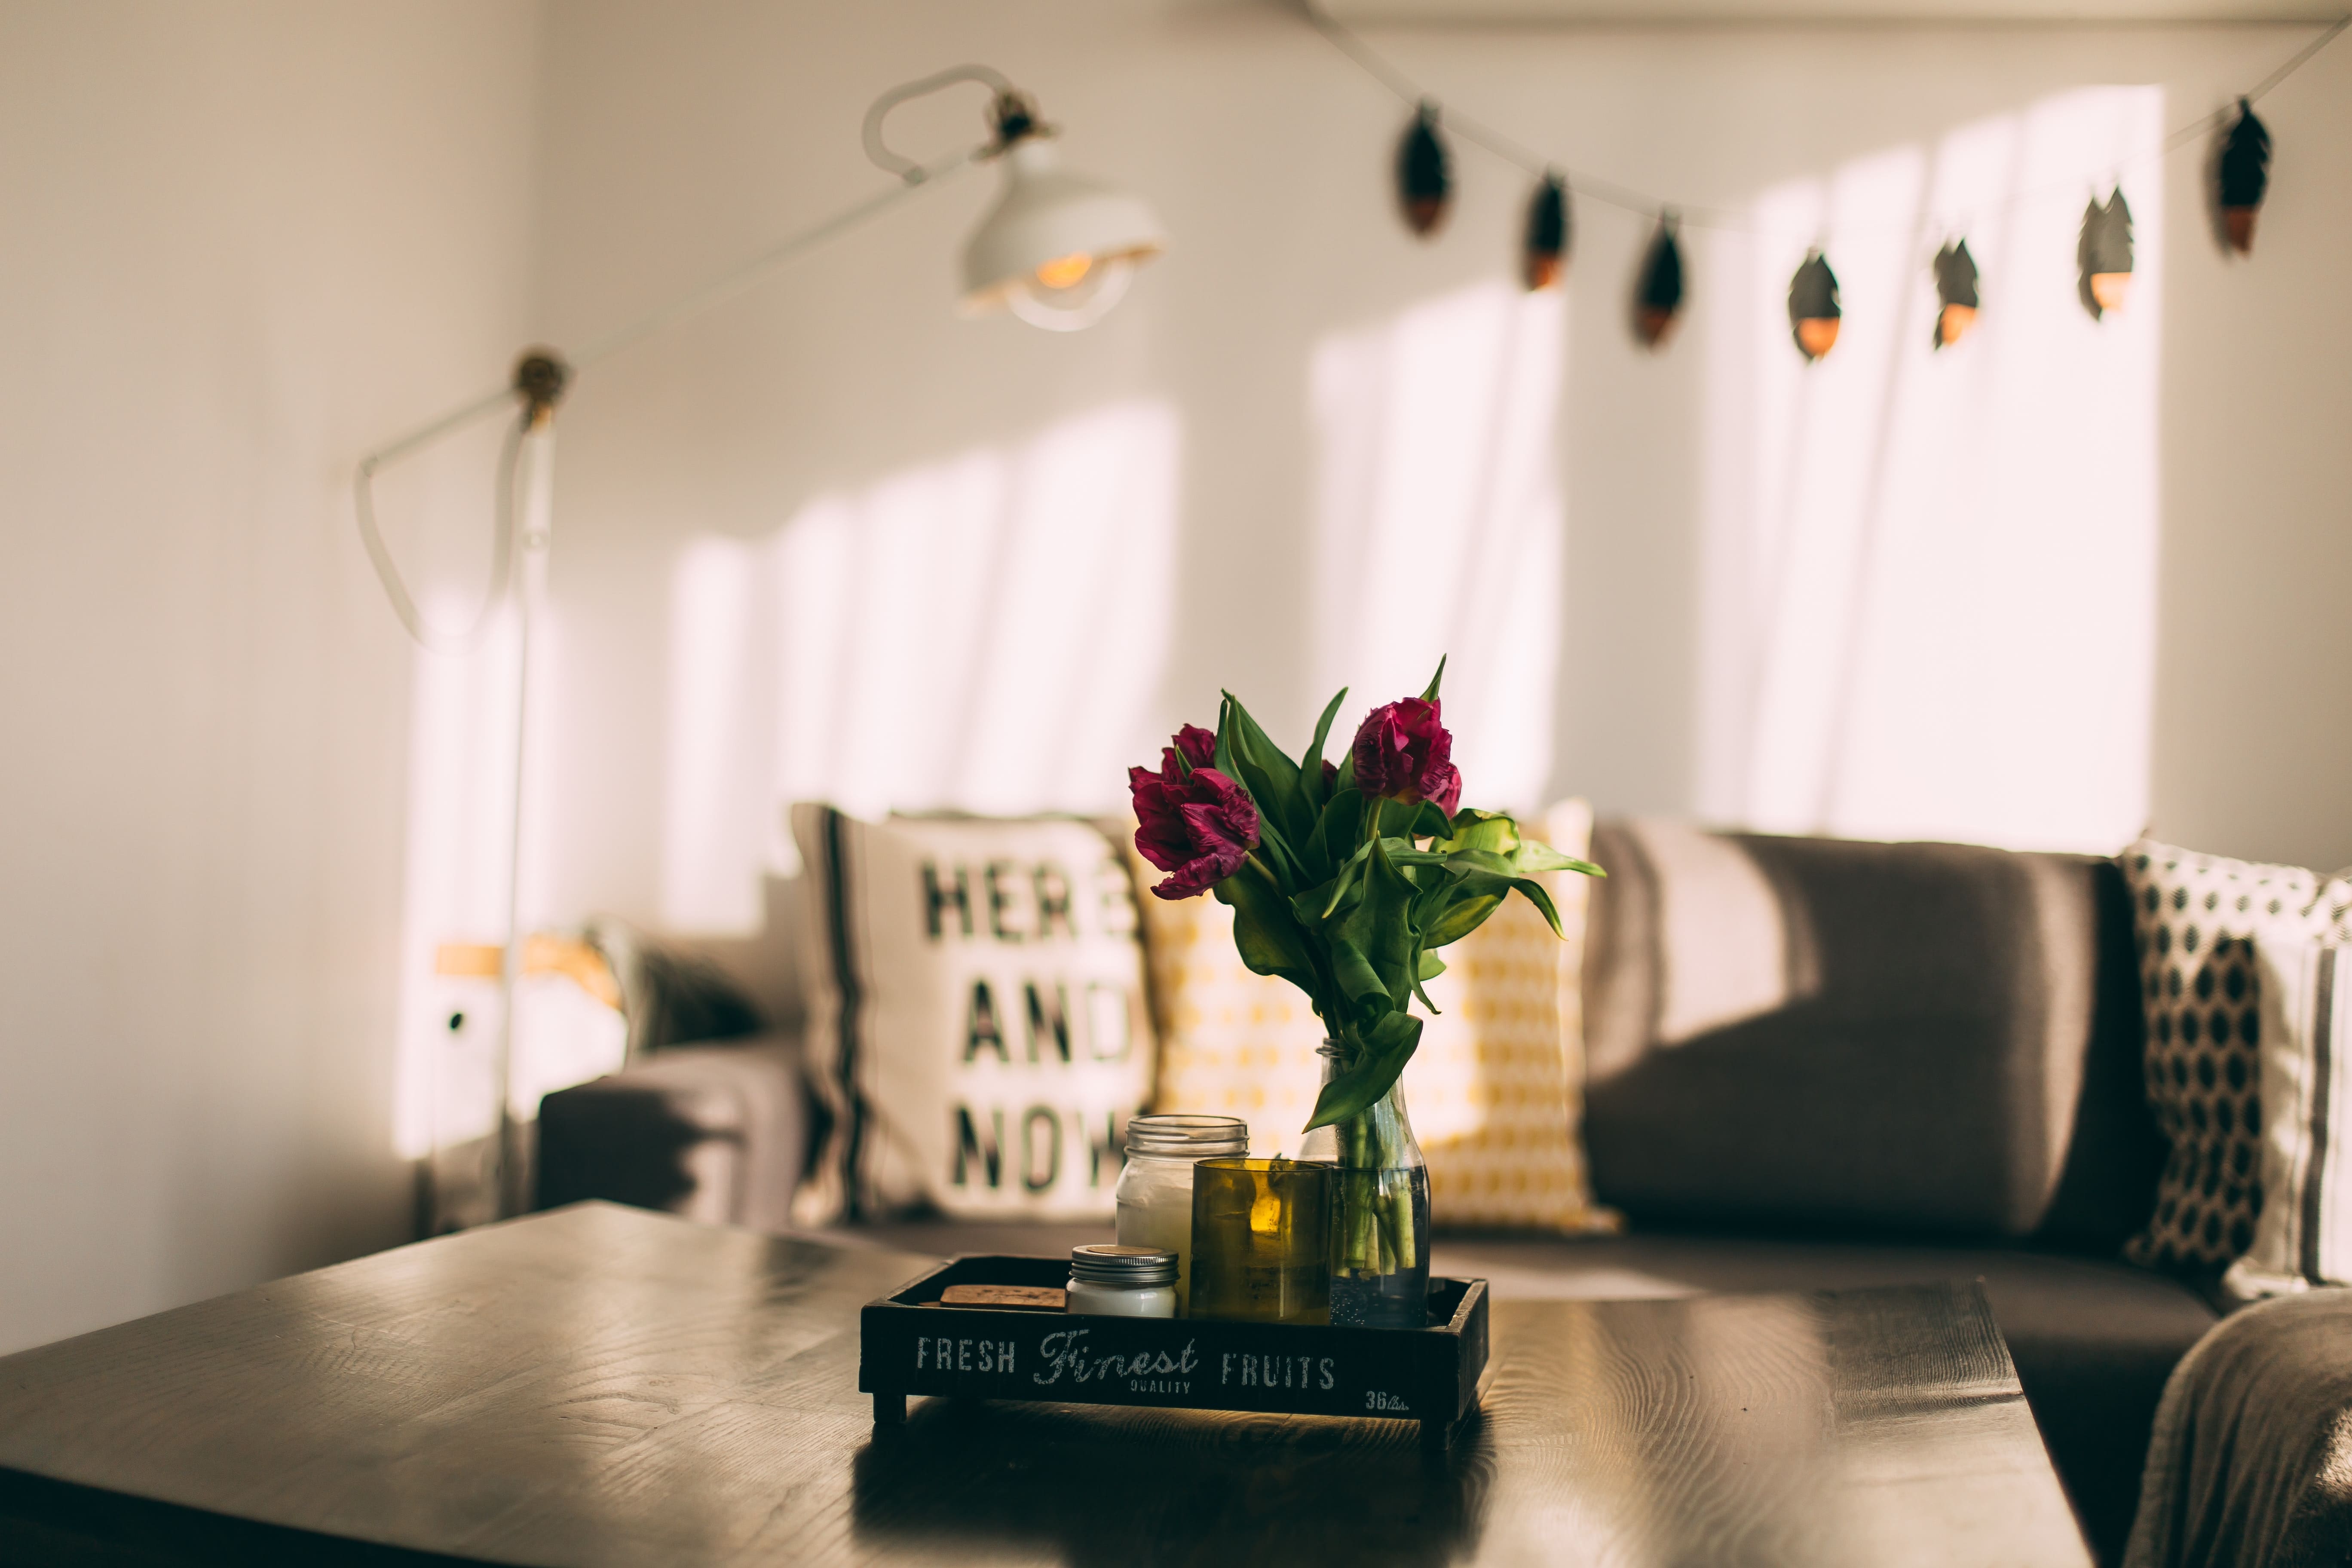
{"left": 534, "top": 1041, "right": 804, "bottom": 1231}
{"left": 1580, "top": 820, "right": 2164, "bottom": 1244}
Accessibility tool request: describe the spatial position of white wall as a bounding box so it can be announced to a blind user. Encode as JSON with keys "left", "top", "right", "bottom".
{"left": 0, "top": 0, "right": 543, "bottom": 1354}
{"left": 522, "top": 0, "right": 2352, "bottom": 963}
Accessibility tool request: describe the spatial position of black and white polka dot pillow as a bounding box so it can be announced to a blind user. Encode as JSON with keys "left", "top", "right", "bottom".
{"left": 2120, "top": 840, "right": 2352, "bottom": 1271}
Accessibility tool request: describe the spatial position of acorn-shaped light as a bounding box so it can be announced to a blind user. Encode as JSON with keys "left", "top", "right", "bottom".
{"left": 1524, "top": 172, "right": 1571, "bottom": 291}
{"left": 1788, "top": 251, "right": 1841, "bottom": 361}
{"left": 2078, "top": 189, "right": 2135, "bottom": 319}
{"left": 1397, "top": 102, "right": 1452, "bottom": 237}
{"left": 2217, "top": 98, "right": 2272, "bottom": 255}
{"left": 1634, "top": 214, "right": 1685, "bottom": 348}
{"left": 1932, "top": 240, "right": 1980, "bottom": 350}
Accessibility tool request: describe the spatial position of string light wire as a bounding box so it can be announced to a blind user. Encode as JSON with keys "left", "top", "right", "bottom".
{"left": 1300, "top": 3, "right": 2350, "bottom": 239}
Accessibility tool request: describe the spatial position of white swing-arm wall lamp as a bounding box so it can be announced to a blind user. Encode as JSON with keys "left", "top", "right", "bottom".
{"left": 353, "top": 66, "right": 1164, "bottom": 1222}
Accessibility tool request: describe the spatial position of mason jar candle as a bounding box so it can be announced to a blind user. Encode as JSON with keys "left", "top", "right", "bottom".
{"left": 1066, "top": 1244, "right": 1179, "bottom": 1317}
{"left": 1114, "top": 1114, "right": 1248, "bottom": 1315}
{"left": 1187, "top": 1157, "right": 1335, "bottom": 1326}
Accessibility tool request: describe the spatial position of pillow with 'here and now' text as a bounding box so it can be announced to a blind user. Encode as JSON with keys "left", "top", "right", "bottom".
{"left": 789, "top": 806, "right": 1154, "bottom": 1225}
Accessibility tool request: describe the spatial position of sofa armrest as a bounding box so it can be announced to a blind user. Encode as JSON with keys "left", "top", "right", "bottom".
{"left": 2127, "top": 1290, "right": 2352, "bottom": 1568}
{"left": 534, "top": 1037, "right": 805, "bottom": 1232}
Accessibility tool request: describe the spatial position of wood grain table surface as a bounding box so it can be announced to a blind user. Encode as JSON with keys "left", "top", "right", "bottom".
{"left": 0, "top": 1202, "right": 2092, "bottom": 1567}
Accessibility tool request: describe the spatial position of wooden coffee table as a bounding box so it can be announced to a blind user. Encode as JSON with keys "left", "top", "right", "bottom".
{"left": 0, "top": 1203, "right": 2089, "bottom": 1566}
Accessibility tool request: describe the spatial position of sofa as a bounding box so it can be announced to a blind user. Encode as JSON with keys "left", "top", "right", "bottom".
{"left": 539, "top": 818, "right": 2241, "bottom": 1565}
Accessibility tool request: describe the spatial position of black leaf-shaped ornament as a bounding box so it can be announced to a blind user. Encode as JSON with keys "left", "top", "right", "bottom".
{"left": 1788, "top": 250, "right": 1841, "bottom": 361}
{"left": 1634, "top": 214, "right": 1685, "bottom": 348}
{"left": 2078, "top": 189, "right": 2135, "bottom": 320}
{"left": 1524, "top": 173, "right": 1570, "bottom": 291}
{"left": 1932, "top": 240, "right": 1980, "bottom": 350}
{"left": 1397, "top": 103, "right": 1451, "bottom": 237}
{"left": 2217, "top": 99, "right": 2272, "bottom": 254}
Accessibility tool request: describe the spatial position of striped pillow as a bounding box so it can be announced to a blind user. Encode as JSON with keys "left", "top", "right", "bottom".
{"left": 2224, "top": 940, "right": 2352, "bottom": 1298}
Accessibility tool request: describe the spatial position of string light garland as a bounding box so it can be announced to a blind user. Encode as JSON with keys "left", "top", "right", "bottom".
{"left": 1524, "top": 171, "right": 1571, "bottom": 290}
{"left": 1634, "top": 215, "right": 1686, "bottom": 348}
{"left": 1301, "top": 3, "right": 2349, "bottom": 346}
{"left": 1932, "top": 240, "right": 1981, "bottom": 350}
{"left": 1397, "top": 102, "right": 1453, "bottom": 235}
{"left": 2079, "top": 189, "right": 2137, "bottom": 319}
{"left": 1789, "top": 251, "right": 1843, "bottom": 361}
{"left": 2217, "top": 99, "right": 2273, "bottom": 254}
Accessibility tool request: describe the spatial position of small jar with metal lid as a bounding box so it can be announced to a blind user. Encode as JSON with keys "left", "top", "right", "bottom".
{"left": 1066, "top": 1244, "right": 1179, "bottom": 1318}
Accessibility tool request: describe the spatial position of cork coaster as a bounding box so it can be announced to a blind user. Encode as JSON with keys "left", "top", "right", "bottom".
{"left": 940, "top": 1284, "right": 1066, "bottom": 1311}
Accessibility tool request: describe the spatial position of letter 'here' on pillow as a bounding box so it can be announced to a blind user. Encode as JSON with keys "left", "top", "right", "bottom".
{"left": 789, "top": 807, "right": 1154, "bottom": 1225}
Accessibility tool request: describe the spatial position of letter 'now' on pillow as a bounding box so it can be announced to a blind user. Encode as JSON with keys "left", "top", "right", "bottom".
{"left": 788, "top": 805, "right": 1155, "bottom": 1226}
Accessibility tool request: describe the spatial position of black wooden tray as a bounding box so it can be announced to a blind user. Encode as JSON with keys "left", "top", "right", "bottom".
{"left": 860, "top": 1255, "right": 1490, "bottom": 1446}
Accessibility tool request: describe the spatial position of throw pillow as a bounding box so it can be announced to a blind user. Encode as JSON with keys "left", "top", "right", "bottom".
{"left": 2120, "top": 839, "right": 2352, "bottom": 1270}
{"left": 1131, "top": 800, "right": 1617, "bottom": 1234}
{"left": 2223, "top": 938, "right": 2352, "bottom": 1298}
{"left": 788, "top": 806, "right": 1155, "bottom": 1225}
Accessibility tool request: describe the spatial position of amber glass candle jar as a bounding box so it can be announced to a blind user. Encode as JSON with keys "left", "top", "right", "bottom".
{"left": 1187, "top": 1158, "right": 1334, "bottom": 1325}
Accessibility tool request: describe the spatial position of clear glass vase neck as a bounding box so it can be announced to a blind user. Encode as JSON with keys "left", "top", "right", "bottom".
{"left": 1302, "top": 1039, "right": 1424, "bottom": 1173}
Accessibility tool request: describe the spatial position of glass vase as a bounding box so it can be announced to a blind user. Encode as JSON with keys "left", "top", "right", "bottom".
{"left": 1300, "top": 1041, "right": 1431, "bottom": 1328}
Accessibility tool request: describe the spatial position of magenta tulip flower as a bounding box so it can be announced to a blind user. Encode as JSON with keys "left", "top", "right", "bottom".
{"left": 1129, "top": 728, "right": 1259, "bottom": 899}
{"left": 1350, "top": 696, "right": 1461, "bottom": 816}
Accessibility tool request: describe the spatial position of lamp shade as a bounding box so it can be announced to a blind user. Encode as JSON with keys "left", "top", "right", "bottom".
{"left": 961, "top": 138, "right": 1165, "bottom": 331}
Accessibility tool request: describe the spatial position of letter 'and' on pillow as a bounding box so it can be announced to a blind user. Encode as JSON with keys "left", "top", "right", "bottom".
{"left": 789, "top": 807, "right": 1154, "bottom": 1225}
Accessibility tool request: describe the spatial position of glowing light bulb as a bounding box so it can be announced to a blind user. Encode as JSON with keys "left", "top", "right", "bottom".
{"left": 1033, "top": 252, "right": 1093, "bottom": 290}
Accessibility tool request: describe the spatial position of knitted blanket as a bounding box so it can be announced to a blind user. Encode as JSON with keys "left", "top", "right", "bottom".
{"left": 2126, "top": 1290, "right": 2352, "bottom": 1568}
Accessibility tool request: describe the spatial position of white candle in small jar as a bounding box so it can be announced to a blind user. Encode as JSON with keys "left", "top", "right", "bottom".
{"left": 1114, "top": 1114, "right": 1248, "bottom": 1314}
{"left": 1066, "top": 1244, "right": 1178, "bottom": 1317}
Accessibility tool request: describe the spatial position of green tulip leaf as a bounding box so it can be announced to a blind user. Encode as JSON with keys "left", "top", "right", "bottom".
{"left": 1299, "top": 686, "right": 1349, "bottom": 814}
{"left": 1315, "top": 787, "right": 1366, "bottom": 873}
{"left": 1337, "top": 833, "right": 1421, "bottom": 1011}
{"left": 1405, "top": 799, "right": 1454, "bottom": 842}
{"left": 1422, "top": 890, "right": 1505, "bottom": 948}
{"left": 1219, "top": 690, "right": 1315, "bottom": 853}
{"left": 1213, "top": 859, "right": 1317, "bottom": 989}
{"left": 1440, "top": 808, "right": 1520, "bottom": 856}
{"left": 1510, "top": 834, "right": 1605, "bottom": 878}
{"left": 1325, "top": 933, "right": 1387, "bottom": 1020}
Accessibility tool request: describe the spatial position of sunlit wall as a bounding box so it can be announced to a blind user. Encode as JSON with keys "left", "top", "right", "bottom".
{"left": 1311, "top": 281, "right": 1567, "bottom": 813}
{"left": 1699, "top": 86, "right": 2164, "bottom": 853}
{"left": 658, "top": 401, "right": 1182, "bottom": 933}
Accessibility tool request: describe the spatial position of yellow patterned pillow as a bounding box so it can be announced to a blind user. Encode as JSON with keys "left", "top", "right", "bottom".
{"left": 1127, "top": 800, "right": 1617, "bottom": 1234}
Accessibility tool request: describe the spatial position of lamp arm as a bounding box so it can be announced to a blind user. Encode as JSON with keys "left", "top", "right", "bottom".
{"left": 352, "top": 113, "right": 985, "bottom": 653}
{"left": 570, "top": 143, "right": 976, "bottom": 371}
{"left": 355, "top": 410, "right": 527, "bottom": 654}
{"left": 861, "top": 63, "right": 1020, "bottom": 182}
